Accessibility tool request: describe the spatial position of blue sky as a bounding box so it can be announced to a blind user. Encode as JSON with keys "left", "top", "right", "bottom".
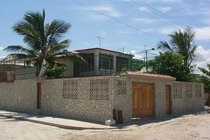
{"left": 0, "top": 0, "right": 210, "bottom": 69}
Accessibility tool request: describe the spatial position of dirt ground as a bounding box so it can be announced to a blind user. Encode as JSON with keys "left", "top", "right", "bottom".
{"left": 67, "top": 112, "right": 210, "bottom": 140}
{"left": 0, "top": 111, "right": 210, "bottom": 140}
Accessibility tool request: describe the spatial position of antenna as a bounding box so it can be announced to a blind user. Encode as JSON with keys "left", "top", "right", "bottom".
{"left": 96, "top": 36, "right": 104, "bottom": 48}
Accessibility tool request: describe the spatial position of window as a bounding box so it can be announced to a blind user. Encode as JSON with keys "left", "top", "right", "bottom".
{"left": 195, "top": 85, "right": 202, "bottom": 97}
{"left": 174, "top": 83, "right": 182, "bottom": 98}
{"left": 117, "top": 80, "right": 126, "bottom": 94}
{"left": 99, "top": 54, "right": 113, "bottom": 70}
{"left": 185, "top": 84, "right": 192, "bottom": 97}
{"left": 116, "top": 57, "right": 129, "bottom": 72}
{"left": 63, "top": 80, "right": 78, "bottom": 99}
{"left": 74, "top": 53, "right": 94, "bottom": 76}
{"left": 90, "top": 79, "right": 109, "bottom": 100}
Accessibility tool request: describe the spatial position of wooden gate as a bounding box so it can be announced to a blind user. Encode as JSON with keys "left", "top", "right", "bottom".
{"left": 132, "top": 83, "right": 155, "bottom": 118}
{"left": 165, "top": 85, "right": 172, "bottom": 114}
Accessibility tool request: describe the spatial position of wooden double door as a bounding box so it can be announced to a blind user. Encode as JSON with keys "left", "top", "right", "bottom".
{"left": 132, "top": 83, "right": 155, "bottom": 118}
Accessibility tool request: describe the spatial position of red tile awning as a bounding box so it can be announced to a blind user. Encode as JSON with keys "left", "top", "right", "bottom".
{"left": 120, "top": 71, "right": 176, "bottom": 81}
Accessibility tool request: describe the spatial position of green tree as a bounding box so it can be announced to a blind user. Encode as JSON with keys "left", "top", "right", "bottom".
{"left": 158, "top": 27, "right": 197, "bottom": 74}
{"left": 198, "top": 64, "right": 210, "bottom": 92}
{"left": 149, "top": 52, "right": 193, "bottom": 81}
{"left": 131, "top": 59, "right": 145, "bottom": 71}
{"left": 3, "top": 10, "right": 82, "bottom": 77}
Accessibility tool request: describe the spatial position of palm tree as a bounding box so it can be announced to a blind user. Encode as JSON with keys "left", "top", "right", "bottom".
{"left": 158, "top": 27, "right": 197, "bottom": 73}
{"left": 199, "top": 64, "right": 210, "bottom": 77}
{"left": 2, "top": 10, "right": 81, "bottom": 77}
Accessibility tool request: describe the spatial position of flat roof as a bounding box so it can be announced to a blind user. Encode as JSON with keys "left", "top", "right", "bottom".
{"left": 120, "top": 71, "right": 176, "bottom": 81}
{"left": 74, "top": 48, "right": 133, "bottom": 57}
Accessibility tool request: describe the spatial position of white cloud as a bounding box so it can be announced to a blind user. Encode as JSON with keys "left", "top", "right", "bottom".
{"left": 158, "top": 26, "right": 210, "bottom": 41}
{"left": 138, "top": 6, "right": 172, "bottom": 13}
{"left": 89, "top": 5, "right": 122, "bottom": 17}
{"left": 131, "top": 50, "right": 144, "bottom": 59}
{"left": 141, "top": 28, "right": 155, "bottom": 32}
{"left": 159, "top": 26, "right": 180, "bottom": 35}
{"left": 194, "top": 26, "right": 210, "bottom": 41}
{"left": 138, "top": 7, "right": 150, "bottom": 12}
{"left": 133, "top": 18, "right": 158, "bottom": 24}
{"left": 195, "top": 46, "right": 210, "bottom": 69}
{"left": 160, "top": 0, "right": 180, "bottom": 2}
{"left": 158, "top": 7, "right": 172, "bottom": 13}
{"left": 184, "top": 8, "right": 210, "bottom": 16}
{"left": 147, "top": 0, "right": 181, "bottom": 3}
{"left": 0, "top": 47, "right": 4, "bottom": 51}
{"left": 65, "top": 4, "right": 122, "bottom": 21}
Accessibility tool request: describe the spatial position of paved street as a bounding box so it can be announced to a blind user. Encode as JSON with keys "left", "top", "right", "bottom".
{"left": 0, "top": 112, "right": 210, "bottom": 140}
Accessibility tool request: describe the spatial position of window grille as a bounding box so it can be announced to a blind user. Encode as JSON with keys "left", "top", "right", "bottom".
{"left": 63, "top": 80, "right": 78, "bottom": 99}
{"left": 195, "top": 85, "right": 202, "bottom": 97}
{"left": 117, "top": 80, "right": 126, "bottom": 94}
{"left": 174, "top": 83, "right": 182, "bottom": 98}
{"left": 90, "top": 79, "right": 109, "bottom": 100}
{"left": 185, "top": 84, "right": 192, "bottom": 97}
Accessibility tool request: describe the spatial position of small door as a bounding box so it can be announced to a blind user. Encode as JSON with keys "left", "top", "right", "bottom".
{"left": 37, "top": 82, "right": 41, "bottom": 109}
{"left": 165, "top": 85, "right": 172, "bottom": 114}
{"left": 132, "top": 83, "right": 155, "bottom": 118}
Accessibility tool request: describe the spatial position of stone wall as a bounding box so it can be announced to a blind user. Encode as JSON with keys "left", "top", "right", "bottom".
{"left": 113, "top": 77, "right": 132, "bottom": 122}
{"left": 0, "top": 79, "right": 37, "bottom": 113}
{"left": 0, "top": 76, "right": 206, "bottom": 124}
{"left": 15, "top": 67, "right": 36, "bottom": 80}
{"left": 125, "top": 76, "right": 174, "bottom": 118}
{"left": 41, "top": 77, "right": 114, "bottom": 122}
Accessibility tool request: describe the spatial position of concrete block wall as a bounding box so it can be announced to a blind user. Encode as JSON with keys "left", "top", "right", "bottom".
{"left": 113, "top": 77, "right": 132, "bottom": 122}
{"left": 0, "top": 80, "right": 37, "bottom": 113}
{"left": 0, "top": 76, "right": 206, "bottom": 124}
{"left": 172, "top": 81, "right": 205, "bottom": 115}
{"left": 126, "top": 77, "right": 174, "bottom": 118}
{"left": 41, "top": 77, "right": 114, "bottom": 123}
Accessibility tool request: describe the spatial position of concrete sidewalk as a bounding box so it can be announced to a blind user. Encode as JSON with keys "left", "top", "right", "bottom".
{"left": 0, "top": 110, "right": 115, "bottom": 130}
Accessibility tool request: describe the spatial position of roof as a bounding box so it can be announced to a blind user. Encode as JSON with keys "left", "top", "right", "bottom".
{"left": 120, "top": 71, "right": 176, "bottom": 81}
{"left": 74, "top": 48, "right": 133, "bottom": 57}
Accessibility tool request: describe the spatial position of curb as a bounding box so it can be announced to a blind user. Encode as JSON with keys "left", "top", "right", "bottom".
{"left": 0, "top": 113, "right": 114, "bottom": 130}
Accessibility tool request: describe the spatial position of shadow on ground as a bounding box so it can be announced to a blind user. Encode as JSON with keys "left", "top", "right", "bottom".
{"left": 116, "top": 108, "right": 210, "bottom": 129}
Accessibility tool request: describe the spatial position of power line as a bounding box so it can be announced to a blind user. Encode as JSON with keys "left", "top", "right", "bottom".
{"left": 123, "top": 0, "right": 209, "bottom": 38}
{"left": 127, "top": 0, "right": 186, "bottom": 28}
{"left": 71, "top": 0, "right": 162, "bottom": 41}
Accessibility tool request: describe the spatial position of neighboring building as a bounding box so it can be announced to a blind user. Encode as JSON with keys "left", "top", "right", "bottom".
{"left": 63, "top": 48, "right": 133, "bottom": 77}
{"left": 0, "top": 48, "right": 134, "bottom": 79}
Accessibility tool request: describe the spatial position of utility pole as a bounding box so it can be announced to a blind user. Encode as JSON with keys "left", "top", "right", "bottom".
{"left": 144, "top": 48, "right": 155, "bottom": 72}
{"left": 96, "top": 36, "right": 104, "bottom": 48}
{"left": 145, "top": 50, "right": 148, "bottom": 72}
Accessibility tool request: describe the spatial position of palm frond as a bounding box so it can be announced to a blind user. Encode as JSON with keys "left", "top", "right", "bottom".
{"left": 1, "top": 53, "right": 36, "bottom": 63}
{"left": 47, "top": 39, "right": 70, "bottom": 54}
{"left": 46, "top": 20, "right": 71, "bottom": 44}
{"left": 157, "top": 41, "right": 174, "bottom": 53}
{"left": 4, "top": 45, "right": 34, "bottom": 54}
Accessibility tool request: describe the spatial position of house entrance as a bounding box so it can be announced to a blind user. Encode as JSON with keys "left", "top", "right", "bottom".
{"left": 37, "top": 82, "right": 41, "bottom": 109}
{"left": 165, "top": 85, "right": 172, "bottom": 114}
{"left": 132, "top": 83, "right": 155, "bottom": 118}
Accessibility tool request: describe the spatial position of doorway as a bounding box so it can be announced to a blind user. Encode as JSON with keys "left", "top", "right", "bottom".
{"left": 165, "top": 85, "right": 172, "bottom": 114}
{"left": 132, "top": 83, "right": 155, "bottom": 118}
{"left": 37, "top": 82, "right": 41, "bottom": 109}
